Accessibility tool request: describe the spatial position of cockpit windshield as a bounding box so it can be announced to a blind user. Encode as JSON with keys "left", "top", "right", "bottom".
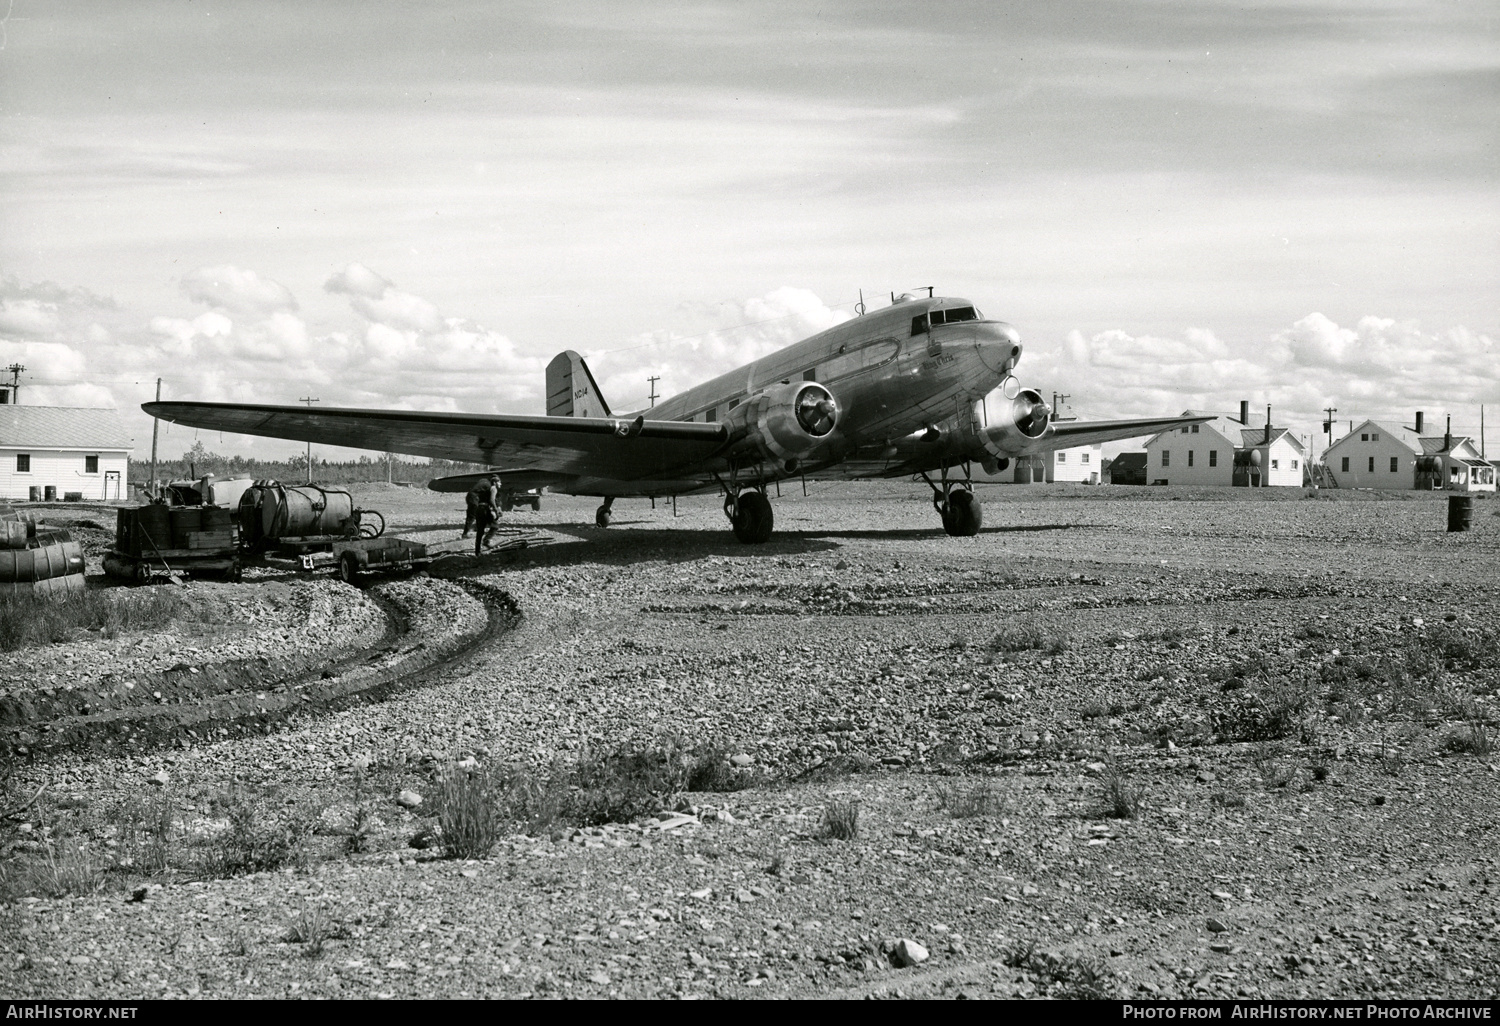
{"left": 911, "top": 306, "right": 981, "bottom": 335}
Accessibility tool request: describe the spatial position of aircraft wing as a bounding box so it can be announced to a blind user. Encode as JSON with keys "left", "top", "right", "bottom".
{"left": 143, "top": 401, "right": 729, "bottom": 481}
{"left": 1016, "top": 414, "right": 1213, "bottom": 455}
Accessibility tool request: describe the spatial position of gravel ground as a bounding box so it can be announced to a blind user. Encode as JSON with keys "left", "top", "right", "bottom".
{"left": 1, "top": 482, "right": 1497, "bottom": 1000}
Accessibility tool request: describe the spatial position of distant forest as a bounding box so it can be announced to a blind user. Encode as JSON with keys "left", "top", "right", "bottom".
{"left": 128, "top": 441, "right": 487, "bottom": 488}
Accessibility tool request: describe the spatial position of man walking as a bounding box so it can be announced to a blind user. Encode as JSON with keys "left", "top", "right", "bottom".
{"left": 469, "top": 474, "right": 502, "bottom": 557}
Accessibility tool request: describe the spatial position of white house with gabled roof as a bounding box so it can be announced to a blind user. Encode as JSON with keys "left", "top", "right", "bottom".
{"left": 1236, "top": 425, "right": 1305, "bottom": 487}
{"left": 0, "top": 405, "right": 132, "bottom": 501}
{"left": 1142, "top": 410, "right": 1241, "bottom": 486}
{"left": 1420, "top": 433, "right": 1495, "bottom": 492}
{"left": 1322, "top": 419, "right": 1421, "bottom": 489}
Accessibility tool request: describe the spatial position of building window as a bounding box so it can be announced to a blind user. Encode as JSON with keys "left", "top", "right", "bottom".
{"left": 1057, "top": 452, "right": 1067, "bottom": 463}
{"left": 85, "top": 455, "right": 99, "bottom": 474}
{"left": 1191, "top": 424, "right": 1200, "bottom": 433}
{"left": 1180, "top": 427, "right": 1189, "bottom": 434}
{"left": 1341, "top": 456, "right": 1349, "bottom": 472}
{"left": 705, "top": 407, "right": 716, "bottom": 423}
{"left": 1209, "top": 450, "right": 1217, "bottom": 467}
{"left": 1371, "top": 433, "right": 1380, "bottom": 441}
{"left": 1390, "top": 456, "right": 1399, "bottom": 473}
{"left": 1188, "top": 450, "right": 1195, "bottom": 467}
{"left": 1080, "top": 452, "right": 1089, "bottom": 464}
{"left": 1361, "top": 433, "right": 1369, "bottom": 441}
{"left": 1271, "top": 459, "right": 1279, "bottom": 470}
{"left": 1368, "top": 456, "right": 1375, "bottom": 473}
{"left": 1162, "top": 450, "right": 1170, "bottom": 467}
{"left": 15, "top": 454, "right": 29, "bottom": 473}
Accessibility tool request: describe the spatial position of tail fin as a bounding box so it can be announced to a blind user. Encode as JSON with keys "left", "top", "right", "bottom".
{"left": 545, "top": 350, "right": 612, "bottom": 418}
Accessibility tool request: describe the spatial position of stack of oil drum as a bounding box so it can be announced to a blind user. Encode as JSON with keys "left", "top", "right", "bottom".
{"left": 0, "top": 504, "right": 86, "bottom": 598}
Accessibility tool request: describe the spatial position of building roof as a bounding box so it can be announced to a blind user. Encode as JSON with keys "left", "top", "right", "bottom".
{"left": 1143, "top": 410, "right": 1243, "bottom": 448}
{"left": 1239, "top": 427, "right": 1305, "bottom": 452}
{"left": 0, "top": 406, "right": 133, "bottom": 450}
{"left": 1323, "top": 419, "right": 1421, "bottom": 456}
{"left": 1110, "top": 452, "right": 1148, "bottom": 468}
{"left": 1419, "top": 435, "right": 1479, "bottom": 457}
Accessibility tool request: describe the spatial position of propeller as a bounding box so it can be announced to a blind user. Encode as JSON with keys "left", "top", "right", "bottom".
{"left": 795, "top": 385, "right": 838, "bottom": 437}
{"left": 1013, "top": 394, "right": 1051, "bottom": 437}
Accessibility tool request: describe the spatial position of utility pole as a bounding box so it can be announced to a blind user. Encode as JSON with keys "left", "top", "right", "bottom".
{"left": 149, "top": 378, "right": 161, "bottom": 499}
{"left": 299, "top": 396, "right": 319, "bottom": 484}
{"left": 1052, "top": 392, "right": 1071, "bottom": 420}
{"left": 1323, "top": 406, "right": 1338, "bottom": 443}
{"left": 5, "top": 363, "right": 22, "bottom": 403}
{"left": 647, "top": 375, "right": 660, "bottom": 408}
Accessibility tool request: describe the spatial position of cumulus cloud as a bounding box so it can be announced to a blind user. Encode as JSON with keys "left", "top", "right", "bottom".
{"left": 180, "top": 265, "right": 298, "bottom": 317}
{"left": 324, "top": 263, "right": 442, "bottom": 334}
{"left": 1026, "top": 314, "right": 1498, "bottom": 440}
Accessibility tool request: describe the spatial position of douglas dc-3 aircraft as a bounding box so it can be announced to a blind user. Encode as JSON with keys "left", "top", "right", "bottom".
{"left": 145, "top": 291, "right": 1209, "bottom": 543}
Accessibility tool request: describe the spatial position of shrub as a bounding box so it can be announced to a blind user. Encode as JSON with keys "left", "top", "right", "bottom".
{"left": 1100, "top": 762, "right": 1142, "bottom": 819}
{"left": 436, "top": 762, "right": 502, "bottom": 859}
{"left": 821, "top": 799, "right": 859, "bottom": 840}
{"left": 1445, "top": 719, "right": 1493, "bottom": 757}
{"left": 284, "top": 906, "right": 332, "bottom": 958}
{"left": 936, "top": 779, "right": 1006, "bottom": 818}
{"left": 0, "top": 590, "right": 189, "bottom": 653}
{"left": 200, "top": 789, "right": 313, "bottom": 878}
{"left": 1003, "top": 940, "right": 1115, "bottom": 999}
{"left": 989, "top": 621, "right": 1067, "bottom": 655}
{"left": 1212, "top": 689, "right": 1310, "bottom": 742}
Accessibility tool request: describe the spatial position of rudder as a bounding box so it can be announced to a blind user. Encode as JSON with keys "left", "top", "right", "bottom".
{"left": 545, "top": 350, "right": 612, "bottom": 418}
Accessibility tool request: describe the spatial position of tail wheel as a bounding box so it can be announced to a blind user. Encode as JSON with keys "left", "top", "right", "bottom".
{"left": 595, "top": 504, "right": 611, "bottom": 528}
{"left": 731, "top": 490, "right": 774, "bottom": 544}
{"left": 944, "top": 488, "right": 982, "bottom": 537}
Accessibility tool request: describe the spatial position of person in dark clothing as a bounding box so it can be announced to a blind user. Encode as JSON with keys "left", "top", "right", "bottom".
{"left": 470, "top": 475, "right": 501, "bottom": 556}
{"left": 462, "top": 475, "right": 498, "bottom": 538}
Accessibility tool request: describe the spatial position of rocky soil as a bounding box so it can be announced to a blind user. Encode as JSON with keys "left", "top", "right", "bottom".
{"left": 1, "top": 482, "right": 1497, "bottom": 1000}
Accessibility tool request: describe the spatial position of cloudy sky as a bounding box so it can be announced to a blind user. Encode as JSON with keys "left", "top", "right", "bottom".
{"left": 1, "top": 0, "right": 1495, "bottom": 460}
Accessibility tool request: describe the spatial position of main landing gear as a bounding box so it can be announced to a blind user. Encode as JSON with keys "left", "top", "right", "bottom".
{"left": 595, "top": 497, "right": 614, "bottom": 528}
{"left": 724, "top": 487, "right": 774, "bottom": 544}
{"left": 923, "top": 465, "right": 983, "bottom": 537}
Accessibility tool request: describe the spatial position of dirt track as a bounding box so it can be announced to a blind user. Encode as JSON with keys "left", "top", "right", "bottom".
{"left": 2, "top": 482, "right": 1497, "bottom": 999}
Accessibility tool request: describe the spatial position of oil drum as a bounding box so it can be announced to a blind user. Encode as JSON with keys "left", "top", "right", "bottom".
{"left": 43, "top": 486, "right": 57, "bottom": 501}
{"left": 201, "top": 505, "right": 233, "bottom": 531}
{"left": 0, "top": 521, "right": 26, "bottom": 549}
{"left": 1447, "top": 495, "right": 1473, "bottom": 533}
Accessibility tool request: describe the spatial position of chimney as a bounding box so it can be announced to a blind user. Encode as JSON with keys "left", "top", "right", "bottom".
{"left": 1239, "top": 400, "right": 1249, "bottom": 425}
{"left": 1415, "top": 411, "right": 1424, "bottom": 434}
{"left": 1264, "top": 405, "right": 1272, "bottom": 444}
{"left": 1445, "top": 415, "right": 1452, "bottom": 451}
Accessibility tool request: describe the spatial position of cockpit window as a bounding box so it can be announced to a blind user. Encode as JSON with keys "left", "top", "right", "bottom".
{"left": 932, "top": 306, "right": 979, "bottom": 325}
{"left": 912, "top": 306, "right": 981, "bottom": 335}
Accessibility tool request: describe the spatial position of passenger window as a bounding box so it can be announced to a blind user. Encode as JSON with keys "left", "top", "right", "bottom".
{"left": 911, "top": 314, "right": 929, "bottom": 336}
{"left": 705, "top": 407, "right": 716, "bottom": 423}
{"left": 821, "top": 338, "right": 899, "bottom": 381}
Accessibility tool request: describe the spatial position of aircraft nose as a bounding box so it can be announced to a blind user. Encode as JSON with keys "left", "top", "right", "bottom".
{"left": 976, "top": 321, "right": 1023, "bottom": 375}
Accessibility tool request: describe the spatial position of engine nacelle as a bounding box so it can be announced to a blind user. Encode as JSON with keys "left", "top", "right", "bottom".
{"left": 725, "top": 381, "right": 840, "bottom": 467}
{"left": 962, "top": 382, "right": 1051, "bottom": 463}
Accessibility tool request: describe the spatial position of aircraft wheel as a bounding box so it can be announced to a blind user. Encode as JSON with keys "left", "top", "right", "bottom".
{"left": 947, "top": 488, "right": 982, "bottom": 536}
{"left": 731, "top": 490, "right": 774, "bottom": 544}
{"left": 595, "top": 504, "right": 612, "bottom": 528}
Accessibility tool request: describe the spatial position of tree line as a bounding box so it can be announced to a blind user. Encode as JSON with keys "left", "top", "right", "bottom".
{"left": 129, "top": 442, "right": 488, "bottom": 487}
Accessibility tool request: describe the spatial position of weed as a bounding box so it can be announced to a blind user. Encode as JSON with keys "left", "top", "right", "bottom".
{"left": 345, "top": 805, "right": 377, "bottom": 855}
{"left": 1212, "top": 688, "right": 1310, "bottom": 743}
{"left": 1100, "top": 762, "right": 1142, "bottom": 820}
{"left": 0, "top": 842, "right": 104, "bottom": 901}
{"left": 796, "top": 752, "right": 880, "bottom": 782}
{"left": 200, "top": 788, "right": 313, "bottom": 878}
{"left": 989, "top": 621, "right": 1067, "bottom": 656}
{"left": 1378, "top": 734, "right": 1406, "bottom": 777}
{"left": 1254, "top": 745, "right": 1298, "bottom": 789}
{"left": 936, "top": 779, "right": 1006, "bottom": 818}
{"left": 1445, "top": 719, "right": 1493, "bottom": 757}
{"left": 1135, "top": 662, "right": 1173, "bottom": 683}
{"left": 765, "top": 852, "right": 787, "bottom": 876}
{"left": 284, "top": 907, "right": 331, "bottom": 958}
{"left": 1210, "top": 789, "right": 1247, "bottom": 809}
{"left": 436, "top": 762, "right": 502, "bottom": 860}
{"left": 821, "top": 799, "right": 859, "bottom": 840}
{"left": 227, "top": 927, "right": 252, "bottom": 957}
{"left": 0, "top": 590, "right": 191, "bottom": 653}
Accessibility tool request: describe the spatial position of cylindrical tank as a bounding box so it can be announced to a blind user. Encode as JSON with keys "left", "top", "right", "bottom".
{"left": 1447, "top": 495, "right": 1473, "bottom": 533}
{"left": 0, "top": 521, "right": 26, "bottom": 549}
{"left": 43, "top": 485, "right": 57, "bottom": 501}
{"left": 28, "top": 486, "right": 41, "bottom": 502}
{"left": 238, "top": 481, "right": 355, "bottom": 548}
{"left": 0, "top": 540, "right": 83, "bottom": 583}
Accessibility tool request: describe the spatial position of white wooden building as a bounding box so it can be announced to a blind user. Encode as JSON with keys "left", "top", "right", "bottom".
{"left": 1142, "top": 411, "right": 1242, "bottom": 486}
{"left": 1419, "top": 434, "right": 1496, "bottom": 493}
{"left": 1236, "top": 426, "right": 1306, "bottom": 487}
{"left": 0, "top": 406, "right": 132, "bottom": 501}
{"left": 1322, "top": 420, "right": 1421, "bottom": 489}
